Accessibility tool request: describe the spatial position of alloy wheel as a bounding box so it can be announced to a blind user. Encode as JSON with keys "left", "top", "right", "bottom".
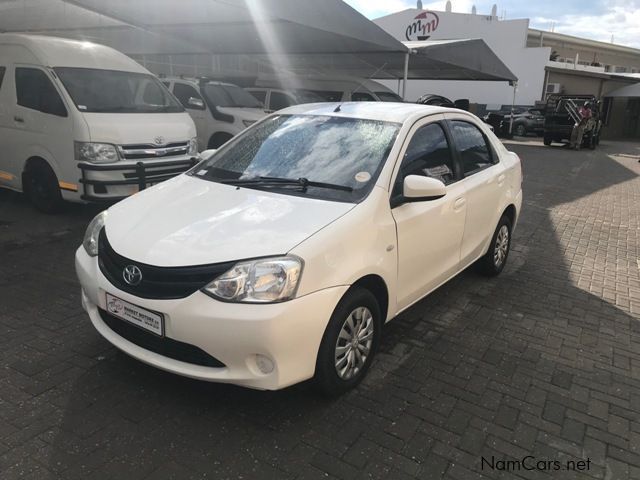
{"left": 494, "top": 225, "right": 509, "bottom": 267}
{"left": 334, "top": 306, "right": 374, "bottom": 380}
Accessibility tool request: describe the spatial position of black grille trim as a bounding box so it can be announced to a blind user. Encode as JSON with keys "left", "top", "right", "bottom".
{"left": 99, "top": 309, "right": 225, "bottom": 368}
{"left": 98, "top": 229, "right": 236, "bottom": 299}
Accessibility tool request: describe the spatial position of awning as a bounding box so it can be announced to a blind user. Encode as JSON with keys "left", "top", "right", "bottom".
{"left": 605, "top": 83, "right": 640, "bottom": 98}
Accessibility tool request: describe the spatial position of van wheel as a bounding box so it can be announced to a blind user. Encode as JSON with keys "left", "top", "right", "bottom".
{"left": 315, "top": 288, "right": 381, "bottom": 396}
{"left": 24, "top": 161, "right": 64, "bottom": 214}
{"left": 477, "top": 216, "right": 512, "bottom": 276}
{"left": 208, "top": 133, "right": 233, "bottom": 149}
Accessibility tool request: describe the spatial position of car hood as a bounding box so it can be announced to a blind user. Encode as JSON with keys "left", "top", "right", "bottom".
{"left": 104, "top": 175, "right": 355, "bottom": 266}
{"left": 82, "top": 112, "right": 196, "bottom": 145}
{"left": 217, "top": 107, "right": 267, "bottom": 121}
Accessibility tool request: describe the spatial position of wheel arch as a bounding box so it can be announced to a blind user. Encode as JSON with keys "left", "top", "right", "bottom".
{"left": 208, "top": 131, "right": 235, "bottom": 149}
{"left": 349, "top": 274, "right": 389, "bottom": 322}
{"left": 502, "top": 203, "right": 517, "bottom": 227}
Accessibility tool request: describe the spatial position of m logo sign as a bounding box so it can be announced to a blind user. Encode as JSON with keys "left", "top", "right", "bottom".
{"left": 405, "top": 11, "right": 439, "bottom": 41}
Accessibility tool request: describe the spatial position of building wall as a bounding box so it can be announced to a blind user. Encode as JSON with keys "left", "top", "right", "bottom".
{"left": 374, "top": 8, "right": 550, "bottom": 106}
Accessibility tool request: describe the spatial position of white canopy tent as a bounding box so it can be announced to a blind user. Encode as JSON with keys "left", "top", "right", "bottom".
{"left": 0, "top": 0, "right": 517, "bottom": 98}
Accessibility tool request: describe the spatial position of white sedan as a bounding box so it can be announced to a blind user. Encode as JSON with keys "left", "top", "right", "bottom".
{"left": 75, "top": 102, "right": 522, "bottom": 395}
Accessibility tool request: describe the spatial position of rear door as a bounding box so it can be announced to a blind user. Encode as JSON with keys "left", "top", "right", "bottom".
{"left": 391, "top": 115, "right": 467, "bottom": 310}
{"left": 445, "top": 115, "right": 506, "bottom": 267}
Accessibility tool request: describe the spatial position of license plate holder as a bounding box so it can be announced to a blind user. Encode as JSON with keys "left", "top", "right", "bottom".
{"left": 105, "top": 293, "right": 164, "bottom": 336}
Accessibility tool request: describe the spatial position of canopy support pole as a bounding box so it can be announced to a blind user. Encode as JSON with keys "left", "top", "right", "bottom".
{"left": 402, "top": 53, "right": 409, "bottom": 100}
{"left": 509, "top": 81, "right": 517, "bottom": 135}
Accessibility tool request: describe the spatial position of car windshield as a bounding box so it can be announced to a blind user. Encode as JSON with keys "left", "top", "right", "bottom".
{"left": 194, "top": 114, "right": 400, "bottom": 202}
{"left": 375, "top": 91, "right": 403, "bottom": 102}
{"left": 54, "top": 67, "right": 183, "bottom": 113}
{"left": 202, "top": 83, "right": 263, "bottom": 108}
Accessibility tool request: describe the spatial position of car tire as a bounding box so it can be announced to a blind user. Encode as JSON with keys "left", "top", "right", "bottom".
{"left": 314, "top": 287, "right": 381, "bottom": 396}
{"left": 543, "top": 135, "right": 552, "bottom": 146}
{"left": 515, "top": 124, "right": 526, "bottom": 137}
{"left": 23, "top": 161, "right": 64, "bottom": 214}
{"left": 476, "top": 215, "right": 512, "bottom": 277}
{"left": 208, "top": 133, "right": 234, "bottom": 149}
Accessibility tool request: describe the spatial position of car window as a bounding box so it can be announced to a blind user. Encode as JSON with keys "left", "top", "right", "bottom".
{"left": 375, "top": 91, "right": 403, "bottom": 102}
{"left": 351, "top": 92, "right": 375, "bottom": 102}
{"left": 449, "top": 120, "right": 495, "bottom": 176}
{"left": 15, "top": 67, "right": 67, "bottom": 117}
{"left": 248, "top": 90, "right": 266, "bottom": 105}
{"left": 0, "top": 67, "right": 5, "bottom": 90}
{"left": 173, "top": 83, "right": 205, "bottom": 110}
{"left": 395, "top": 123, "right": 456, "bottom": 193}
{"left": 270, "top": 91, "right": 295, "bottom": 111}
{"left": 299, "top": 89, "right": 342, "bottom": 102}
{"left": 161, "top": 81, "right": 171, "bottom": 88}
{"left": 202, "top": 84, "right": 263, "bottom": 108}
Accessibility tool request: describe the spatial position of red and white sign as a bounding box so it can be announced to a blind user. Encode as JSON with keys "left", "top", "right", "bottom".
{"left": 405, "top": 11, "right": 439, "bottom": 41}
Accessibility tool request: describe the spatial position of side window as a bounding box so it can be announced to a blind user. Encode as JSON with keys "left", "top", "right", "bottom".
{"left": 172, "top": 83, "right": 205, "bottom": 110}
{"left": 15, "top": 67, "right": 67, "bottom": 116}
{"left": 248, "top": 90, "right": 266, "bottom": 105}
{"left": 161, "top": 81, "right": 171, "bottom": 88}
{"left": 270, "top": 91, "right": 294, "bottom": 111}
{"left": 449, "top": 120, "right": 494, "bottom": 176}
{"left": 394, "top": 123, "right": 456, "bottom": 195}
{"left": 0, "top": 67, "right": 5, "bottom": 90}
{"left": 351, "top": 92, "right": 375, "bottom": 102}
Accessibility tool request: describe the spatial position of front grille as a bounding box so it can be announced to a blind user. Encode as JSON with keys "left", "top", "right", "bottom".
{"left": 120, "top": 142, "right": 189, "bottom": 160}
{"left": 99, "top": 309, "right": 225, "bottom": 368}
{"left": 122, "top": 165, "right": 190, "bottom": 181}
{"left": 98, "top": 229, "right": 235, "bottom": 299}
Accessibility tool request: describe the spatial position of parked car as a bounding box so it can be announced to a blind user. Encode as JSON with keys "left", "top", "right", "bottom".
{"left": 252, "top": 74, "right": 403, "bottom": 104}
{"left": 0, "top": 34, "right": 198, "bottom": 212}
{"left": 161, "top": 77, "right": 267, "bottom": 150}
{"left": 76, "top": 102, "right": 522, "bottom": 394}
{"left": 484, "top": 108, "right": 544, "bottom": 137}
{"left": 245, "top": 87, "right": 324, "bottom": 112}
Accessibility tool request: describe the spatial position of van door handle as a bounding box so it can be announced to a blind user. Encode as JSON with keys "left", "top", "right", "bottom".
{"left": 13, "top": 116, "right": 24, "bottom": 123}
{"left": 453, "top": 197, "right": 466, "bottom": 211}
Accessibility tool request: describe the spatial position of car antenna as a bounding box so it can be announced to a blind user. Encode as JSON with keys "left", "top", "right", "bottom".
{"left": 334, "top": 104, "right": 342, "bottom": 112}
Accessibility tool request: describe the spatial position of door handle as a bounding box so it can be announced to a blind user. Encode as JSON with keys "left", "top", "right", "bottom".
{"left": 13, "top": 116, "right": 24, "bottom": 123}
{"left": 453, "top": 197, "right": 466, "bottom": 211}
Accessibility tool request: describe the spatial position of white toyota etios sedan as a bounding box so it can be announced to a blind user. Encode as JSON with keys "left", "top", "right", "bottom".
{"left": 75, "top": 102, "right": 522, "bottom": 395}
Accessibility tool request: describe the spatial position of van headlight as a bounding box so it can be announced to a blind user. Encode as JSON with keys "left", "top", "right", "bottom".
{"left": 75, "top": 142, "right": 119, "bottom": 163}
{"left": 203, "top": 256, "right": 303, "bottom": 303}
{"left": 188, "top": 137, "right": 198, "bottom": 156}
{"left": 82, "top": 211, "right": 107, "bottom": 256}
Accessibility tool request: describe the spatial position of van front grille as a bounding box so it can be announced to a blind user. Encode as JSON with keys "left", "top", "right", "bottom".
{"left": 119, "top": 142, "right": 189, "bottom": 160}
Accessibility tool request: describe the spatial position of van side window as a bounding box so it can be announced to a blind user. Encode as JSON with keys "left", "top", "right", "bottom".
{"left": 0, "top": 67, "right": 6, "bottom": 90}
{"left": 173, "top": 83, "right": 205, "bottom": 110}
{"left": 270, "top": 91, "right": 294, "bottom": 111}
{"left": 449, "top": 120, "right": 495, "bottom": 176}
{"left": 15, "top": 68, "right": 67, "bottom": 117}
{"left": 393, "top": 123, "right": 456, "bottom": 197}
{"left": 248, "top": 90, "right": 266, "bottom": 105}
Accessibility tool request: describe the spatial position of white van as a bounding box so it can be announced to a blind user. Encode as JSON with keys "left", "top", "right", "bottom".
{"left": 0, "top": 34, "right": 197, "bottom": 212}
{"left": 161, "top": 77, "right": 267, "bottom": 150}
{"left": 247, "top": 75, "right": 403, "bottom": 109}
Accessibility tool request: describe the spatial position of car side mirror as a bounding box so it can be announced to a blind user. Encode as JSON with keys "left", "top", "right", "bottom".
{"left": 199, "top": 149, "right": 217, "bottom": 161}
{"left": 187, "top": 97, "right": 205, "bottom": 109}
{"left": 403, "top": 175, "right": 446, "bottom": 201}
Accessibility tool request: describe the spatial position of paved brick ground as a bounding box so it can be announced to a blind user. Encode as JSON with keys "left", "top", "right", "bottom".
{"left": 0, "top": 139, "right": 639, "bottom": 480}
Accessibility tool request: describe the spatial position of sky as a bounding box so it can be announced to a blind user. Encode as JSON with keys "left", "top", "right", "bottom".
{"left": 344, "top": 0, "right": 640, "bottom": 48}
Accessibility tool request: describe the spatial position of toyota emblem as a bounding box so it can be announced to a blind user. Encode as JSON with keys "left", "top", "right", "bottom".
{"left": 122, "top": 265, "right": 143, "bottom": 286}
{"left": 154, "top": 136, "right": 165, "bottom": 145}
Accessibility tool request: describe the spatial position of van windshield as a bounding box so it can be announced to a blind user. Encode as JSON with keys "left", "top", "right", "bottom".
{"left": 202, "top": 83, "right": 263, "bottom": 108}
{"left": 193, "top": 114, "right": 400, "bottom": 203}
{"left": 54, "top": 67, "right": 183, "bottom": 113}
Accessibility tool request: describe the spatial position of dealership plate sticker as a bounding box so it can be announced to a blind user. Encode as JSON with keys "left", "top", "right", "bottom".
{"left": 105, "top": 293, "right": 164, "bottom": 336}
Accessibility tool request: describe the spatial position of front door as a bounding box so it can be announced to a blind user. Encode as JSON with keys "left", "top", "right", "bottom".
{"left": 391, "top": 116, "right": 467, "bottom": 311}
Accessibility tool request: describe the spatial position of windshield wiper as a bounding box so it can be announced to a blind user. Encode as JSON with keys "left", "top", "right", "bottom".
{"left": 221, "top": 176, "right": 353, "bottom": 192}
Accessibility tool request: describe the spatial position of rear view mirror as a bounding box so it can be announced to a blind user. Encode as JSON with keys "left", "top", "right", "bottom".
{"left": 403, "top": 175, "right": 446, "bottom": 201}
{"left": 187, "top": 97, "right": 205, "bottom": 109}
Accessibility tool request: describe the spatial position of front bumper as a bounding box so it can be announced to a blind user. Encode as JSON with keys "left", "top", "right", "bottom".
{"left": 75, "top": 247, "right": 348, "bottom": 390}
{"left": 78, "top": 156, "right": 199, "bottom": 202}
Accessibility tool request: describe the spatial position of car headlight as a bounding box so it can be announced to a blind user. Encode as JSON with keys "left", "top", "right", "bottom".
{"left": 188, "top": 137, "right": 199, "bottom": 156}
{"left": 82, "top": 211, "right": 107, "bottom": 257}
{"left": 243, "top": 120, "right": 256, "bottom": 128}
{"left": 203, "top": 256, "right": 303, "bottom": 303}
{"left": 75, "top": 142, "right": 119, "bottom": 163}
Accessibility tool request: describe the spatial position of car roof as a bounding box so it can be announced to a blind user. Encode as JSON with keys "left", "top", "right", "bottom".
{"left": 278, "top": 102, "right": 463, "bottom": 124}
{"left": 0, "top": 33, "right": 148, "bottom": 73}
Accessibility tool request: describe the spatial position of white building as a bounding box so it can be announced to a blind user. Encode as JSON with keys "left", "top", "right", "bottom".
{"left": 373, "top": 4, "right": 550, "bottom": 106}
